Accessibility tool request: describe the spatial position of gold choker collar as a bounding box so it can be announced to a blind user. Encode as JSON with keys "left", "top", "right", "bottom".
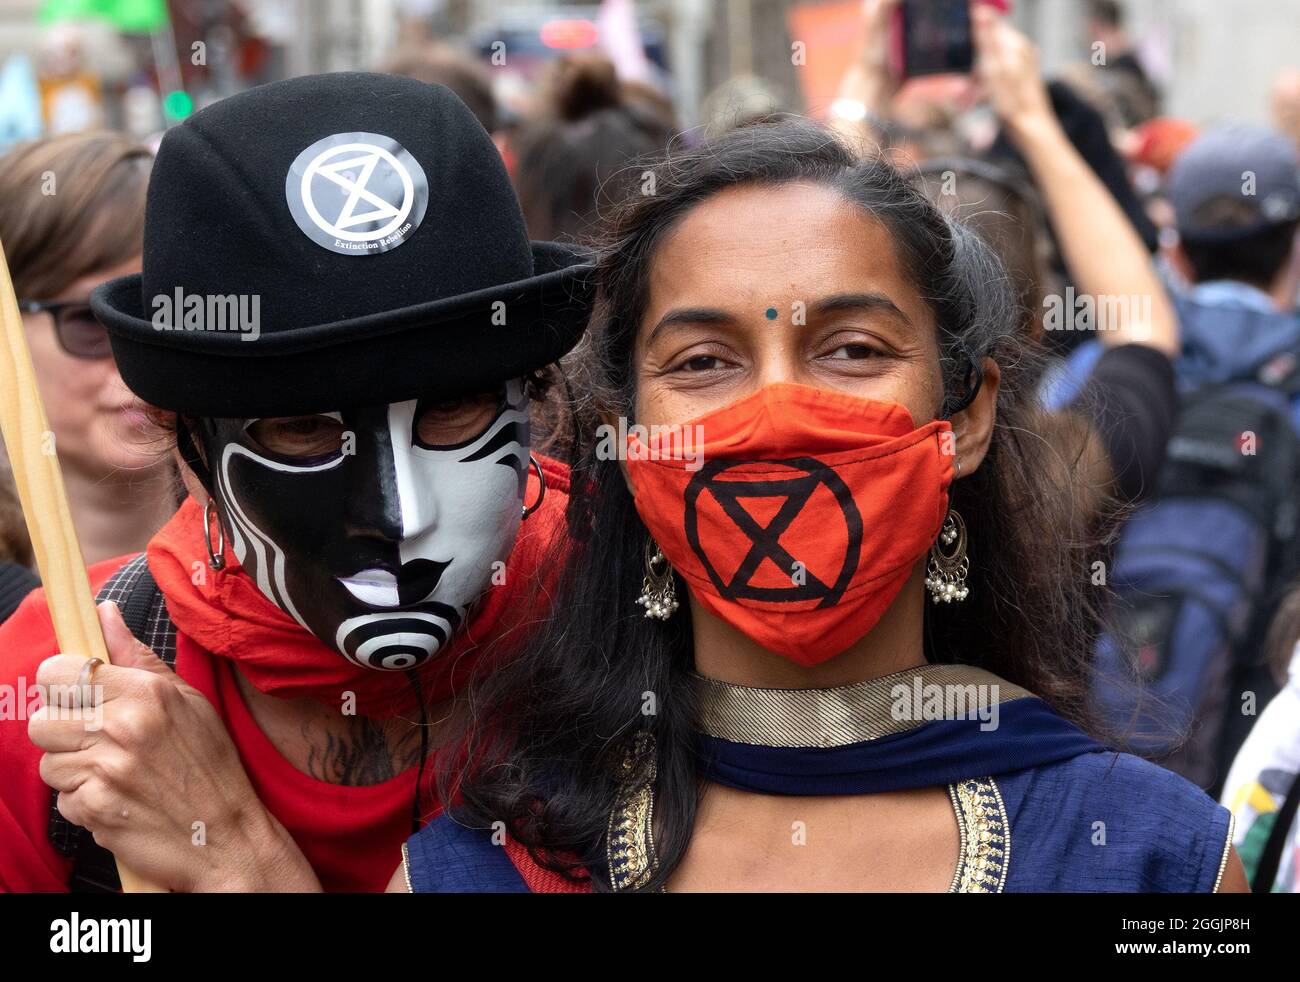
{"left": 691, "top": 663, "right": 1030, "bottom": 748}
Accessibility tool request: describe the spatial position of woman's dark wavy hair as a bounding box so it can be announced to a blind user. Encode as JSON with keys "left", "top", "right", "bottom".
{"left": 440, "top": 119, "right": 1105, "bottom": 891}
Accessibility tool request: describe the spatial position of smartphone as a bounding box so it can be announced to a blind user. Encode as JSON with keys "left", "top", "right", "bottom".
{"left": 898, "top": 0, "right": 975, "bottom": 79}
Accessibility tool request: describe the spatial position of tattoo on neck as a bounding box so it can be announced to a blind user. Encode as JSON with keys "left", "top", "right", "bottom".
{"left": 301, "top": 716, "right": 424, "bottom": 786}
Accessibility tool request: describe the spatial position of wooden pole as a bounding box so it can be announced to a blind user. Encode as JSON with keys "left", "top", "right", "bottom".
{"left": 0, "top": 236, "right": 162, "bottom": 893}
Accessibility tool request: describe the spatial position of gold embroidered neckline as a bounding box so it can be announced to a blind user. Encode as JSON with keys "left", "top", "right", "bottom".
{"left": 605, "top": 755, "right": 1011, "bottom": 893}
{"left": 610, "top": 664, "right": 1024, "bottom": 891}
{"left": 607, "top": 732, "right": 659, "bottom": 892}
{"left": 948, "top": 777, "right": 1011, "bottom": 893}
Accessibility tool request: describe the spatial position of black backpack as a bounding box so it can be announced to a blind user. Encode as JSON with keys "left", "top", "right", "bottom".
{"left": 1092, "top": 366, "right": 1300, "bottom": 795}
{"left": 48, "top": 553, "right": 175, "bottom": 892}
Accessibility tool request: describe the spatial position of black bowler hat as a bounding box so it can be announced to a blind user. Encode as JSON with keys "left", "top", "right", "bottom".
{"left": 92, "top": 72, "right": 595, "bottom": 418}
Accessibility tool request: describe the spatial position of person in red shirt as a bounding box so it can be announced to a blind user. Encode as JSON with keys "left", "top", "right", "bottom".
{"left": 0, "top": 72, "right": 591, "bottom": 892}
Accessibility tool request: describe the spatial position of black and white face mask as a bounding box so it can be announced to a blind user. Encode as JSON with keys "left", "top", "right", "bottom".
{"left": 195, "top": 380, "right": 530, "bottom": 671}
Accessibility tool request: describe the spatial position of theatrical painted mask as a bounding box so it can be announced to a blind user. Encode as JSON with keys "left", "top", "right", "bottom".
{"left": 195, "top": 380, "right": 531, "bottom": 671}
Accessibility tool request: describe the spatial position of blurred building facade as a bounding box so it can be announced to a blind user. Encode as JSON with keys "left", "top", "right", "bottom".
{"left": 1025, "top": 0, "right": 1296, "bottom": 127}
{"left": 0, "top": 0, "right": 1296, "bottom": 130}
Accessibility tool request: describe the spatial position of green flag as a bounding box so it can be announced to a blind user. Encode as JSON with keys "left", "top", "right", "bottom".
{"left": 40, "top": 0, "right": 169, "bottom": 33}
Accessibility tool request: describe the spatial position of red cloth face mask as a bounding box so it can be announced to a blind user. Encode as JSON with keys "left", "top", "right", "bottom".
{"left": 627, "top": 383, "right": 954, "bottom": 666}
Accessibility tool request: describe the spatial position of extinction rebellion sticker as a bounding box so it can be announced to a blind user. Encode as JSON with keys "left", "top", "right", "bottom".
{"left": 285, "top": 132, "right": 429, "bottom": 256}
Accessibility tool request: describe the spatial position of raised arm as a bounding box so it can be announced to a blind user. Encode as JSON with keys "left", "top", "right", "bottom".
{"left": 973, "top": 5, "right": 1179, "bottom": 357}
{"left": 826, "top": 0, "right": 900, "bottom": 154}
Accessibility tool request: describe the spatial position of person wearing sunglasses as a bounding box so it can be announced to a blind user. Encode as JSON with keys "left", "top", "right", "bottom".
{"left": 0, "top": 131, "right": 177, "bottom": 570}
{"left": 16, "top": 299, "right": 114, "bottom": 359}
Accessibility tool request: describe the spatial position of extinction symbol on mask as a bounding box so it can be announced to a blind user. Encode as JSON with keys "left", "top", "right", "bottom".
{"left": 684, "top": 457, "right": 863, "bottom": 609}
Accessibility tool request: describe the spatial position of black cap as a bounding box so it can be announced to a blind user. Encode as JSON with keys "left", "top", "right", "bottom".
{"left": 1166, "top": 123, "right": 1300, "bottom": 243}
{"left": 92, "top": 72, "right": 595, "bottom": 417}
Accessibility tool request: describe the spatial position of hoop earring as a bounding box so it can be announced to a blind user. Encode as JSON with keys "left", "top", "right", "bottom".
{"left": 635, "top": 540, "right": 678, "bottom": 620}
{"left": 926, "top": 509, "right": 969, "bottom": 603}
{"left": 521, "top": 455, "right": 546, "bottom": 520}
{"left": 204, "top": 498, "right": 226, "bottom": 571}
